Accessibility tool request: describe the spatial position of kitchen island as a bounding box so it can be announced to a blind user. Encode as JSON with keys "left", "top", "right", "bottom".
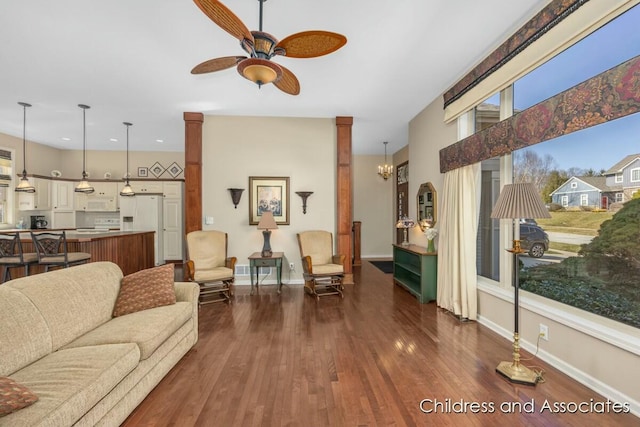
{"left": 15, "top": 230, "right": 156, "bottom": 277}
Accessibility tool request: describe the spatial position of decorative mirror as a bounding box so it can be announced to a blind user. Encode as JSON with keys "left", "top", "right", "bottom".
{"left": 417, "top": 182, "right": 437, "bottom": 231}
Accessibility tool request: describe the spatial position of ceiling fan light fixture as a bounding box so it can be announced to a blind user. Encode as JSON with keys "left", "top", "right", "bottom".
{"left": 238, "top": 58, "right": 282, "bottom": 86}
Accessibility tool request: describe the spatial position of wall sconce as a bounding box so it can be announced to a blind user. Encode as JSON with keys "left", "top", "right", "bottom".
{"left": 295, "top": 191, "right": 313, "bottom": 214}
{"left": 228, "top": 188, "right": 244, "bottom": 208}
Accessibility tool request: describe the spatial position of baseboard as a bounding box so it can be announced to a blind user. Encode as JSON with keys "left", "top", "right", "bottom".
{"left": 478, "top": 315, "right": 640, "bottom": 417}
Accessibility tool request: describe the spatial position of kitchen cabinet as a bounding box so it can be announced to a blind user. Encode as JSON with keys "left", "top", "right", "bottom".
{"left": 51, "top": 180, "right": 75, "bottom": 211}
{"left": 162, "top": 182, "right": 184, "bottom": 261}
{"left": 130, "top": 181, "right": 163, "bottom": 193}
{"left": 18, "top": 177, "right": 51, "bottom": 211}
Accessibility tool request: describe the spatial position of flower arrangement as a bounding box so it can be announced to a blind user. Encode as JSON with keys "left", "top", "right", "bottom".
{"left": 424, "top": 228, "right": 438, "bottom": 240}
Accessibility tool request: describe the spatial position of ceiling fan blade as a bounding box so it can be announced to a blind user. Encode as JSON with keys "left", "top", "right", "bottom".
{"left": 193, "top": 0, "right": 254, "bottom": 43}
{"left": 274, "top": 65, "right": 300, "bottom": 96}
{"left": 191, "top": 56, "right": 246, "bottom": 74}
{"left": 275, "top": 31, "right": 347, "bottom": 58}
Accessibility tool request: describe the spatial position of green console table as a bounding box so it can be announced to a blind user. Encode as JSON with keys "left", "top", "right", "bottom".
{"left": 392, "top": 244, "right": 437, "bottom": 303}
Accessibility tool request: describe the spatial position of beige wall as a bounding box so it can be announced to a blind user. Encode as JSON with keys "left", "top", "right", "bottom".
{"left": 201, "top": 115, "right": 337, "bottom": 284}
{"left": 353, "top": 155, "right": 393, "bottom": 258}
{"left": 408, "top": 97, "right": 457, "bottom": 249}
{"left": 409, "top": 96, "right": 640, "bottom": 412}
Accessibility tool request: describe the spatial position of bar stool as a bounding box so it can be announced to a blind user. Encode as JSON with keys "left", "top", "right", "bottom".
{"left": 0, "top": 232, "right": 38, "bottom": 283}
{"left": 30, "top": 231, "right": 91, "bottom": 272}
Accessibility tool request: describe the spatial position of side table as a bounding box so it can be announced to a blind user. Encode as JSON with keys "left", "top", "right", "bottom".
{"left": 248, "top": 252, "right": 283, "bottom": 295}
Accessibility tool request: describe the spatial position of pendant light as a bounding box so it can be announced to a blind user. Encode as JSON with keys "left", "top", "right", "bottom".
{"left": 15, "top": 102, "right": 36, "bottom": 193}
{"left": 120, "top": 122, "right": 135, "bottom": 197}
{"left": 377, "top": 141, "right": 393, "bottom": 180}
{"left": 75, "top": 104, "right": 94, "bottom": 194}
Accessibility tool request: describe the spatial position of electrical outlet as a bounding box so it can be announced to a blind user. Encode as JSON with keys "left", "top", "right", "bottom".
{"left": 539, "top": 324, "right": 549, "bottom": 341}
{"left": 289, "top": 262, "right": 295, "bottom": 271}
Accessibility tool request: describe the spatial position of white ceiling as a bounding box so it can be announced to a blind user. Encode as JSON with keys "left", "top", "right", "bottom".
{"left": 0, "top": 0, "right": 546, "bottom": 155}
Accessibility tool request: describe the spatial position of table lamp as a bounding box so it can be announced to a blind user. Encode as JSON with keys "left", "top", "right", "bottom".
{"left": 490, "top": 182, "right": 551, "bottom": 385}
{"left": 257, "top": 210, "right": 278, "bottom": 257}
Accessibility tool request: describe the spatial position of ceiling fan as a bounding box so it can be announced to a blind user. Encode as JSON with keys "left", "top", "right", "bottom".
{"left": 191, "top": 0, "right": 347, "bottom": 95}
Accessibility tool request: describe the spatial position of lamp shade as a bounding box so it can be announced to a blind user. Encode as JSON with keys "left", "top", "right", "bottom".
{"left": 257, "top": 210, "right": 278, "bottom": 230}
{"left": 490, "top": 183, "right": 551, "bottom": 220}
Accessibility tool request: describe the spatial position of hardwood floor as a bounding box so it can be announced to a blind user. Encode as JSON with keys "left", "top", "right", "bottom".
{"left": 124, "top": 262, "right": 639, "bottom": 427}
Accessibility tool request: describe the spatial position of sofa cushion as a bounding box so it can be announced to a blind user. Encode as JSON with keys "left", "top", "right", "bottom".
{"left": 0, "top": 287, "right": 52, "bottom": 376}
{"left": 5, "top": 262, "right": 124, "bottom": 352}
{"left": 3, "top": 344, "right": 139, "bottom": 427}
{"left": 64, "top": 301, "right": 192, "bottom": 360}
{"left": 113, "top": 264, "right": 176, "bottom": 317}
{"left": 0, "top": 377, "right": 38, "bottom": 417}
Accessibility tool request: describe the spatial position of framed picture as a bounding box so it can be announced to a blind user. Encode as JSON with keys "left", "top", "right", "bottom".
{"left": 150, "top": 162, "right": 165, "bottom": 178}
{"left": 166, "top": 162, "right": 183, "bottom": 178}
{"left": 137, "top": 167, "right": 148, "bottom": 177}
{"left": 249, "top": 176, "right": 290, "bottom": 225}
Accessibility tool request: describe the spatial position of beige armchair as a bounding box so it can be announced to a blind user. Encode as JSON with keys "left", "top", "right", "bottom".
{"left": 186, "top": 230, "right": 237, "bottom": 304}
{"left": 296, "top": 230, "right": 345, "bottom": 300}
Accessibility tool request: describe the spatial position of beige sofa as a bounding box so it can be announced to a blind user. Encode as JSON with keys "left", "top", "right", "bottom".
{"left": 0, "top": 262, "right": 199, "bottom": 426}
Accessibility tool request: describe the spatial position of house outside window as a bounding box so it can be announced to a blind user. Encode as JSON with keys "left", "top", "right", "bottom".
{"left": 615, "top": 192, "right": 624, "bottom": 202}
{"left": 631, "top": 168, "right": 640, "bottom": 182}
{"left": 561, "top": 195, "right": 568, "bottom": 207}
{"left": 571, "top": 182, "right": 577, "bottom": 188}
{"left": 615, "top": 173, "right": 623, "bottom": 183}
{"left": 580, "top": 194, "right": 588, "bottom": 206}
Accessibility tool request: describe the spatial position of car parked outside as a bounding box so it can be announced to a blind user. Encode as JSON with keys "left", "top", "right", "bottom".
{"left": 520, "top": 224, "right": 549, "bottom": 258}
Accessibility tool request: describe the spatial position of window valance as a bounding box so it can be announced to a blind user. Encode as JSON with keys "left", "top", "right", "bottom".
{"left": 442, "top": 0, "right": 637, "bottom": 122}
{"left": 439, "top": 55, "right": 640, "bottom": 173}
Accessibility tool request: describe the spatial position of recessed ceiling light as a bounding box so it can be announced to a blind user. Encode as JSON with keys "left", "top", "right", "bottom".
{"left": 61, "top": 137, "right": 71, "bottom": 141}
{"left": 110, "top": 138, "right": 118, "bottom": 142}
{"left": 156, "top": 139, "right": 164, "bottom": 143}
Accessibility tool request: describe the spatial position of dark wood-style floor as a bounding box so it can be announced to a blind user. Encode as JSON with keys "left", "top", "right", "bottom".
{"left": 123, "top": 262, "right": 639, "bottom": 427}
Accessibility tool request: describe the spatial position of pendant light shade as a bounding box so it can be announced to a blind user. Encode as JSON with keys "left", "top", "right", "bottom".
{"left": 15, "top": 102, "right": 36, "bottom": 193}
{"left": 120, "top": 121, "right": 135, "bottom": 197}
{"left": 75, "top": 104, "right": 94, "bottom": 194}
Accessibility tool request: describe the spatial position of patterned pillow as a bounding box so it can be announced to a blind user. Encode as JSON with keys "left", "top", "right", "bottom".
{"left": 0, "top": 377, "right": 38, "bottom": 417}
{"left": 113, "top": 264, "right": 176, "bottom": 317}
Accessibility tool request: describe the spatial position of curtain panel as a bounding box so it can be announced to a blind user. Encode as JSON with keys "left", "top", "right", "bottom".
{"left": 437, "top": 164, "right": 481, "bottom": 320}
{"left": 440, "top": 54, "right": 640, "bottom": 173}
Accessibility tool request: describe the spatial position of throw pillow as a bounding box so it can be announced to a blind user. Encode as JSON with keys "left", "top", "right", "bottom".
{"left": 113, "top": 263, "right": 176, "bottom": 317}
{"left": 0, "top": 377, "right": 38, "bottom": 417}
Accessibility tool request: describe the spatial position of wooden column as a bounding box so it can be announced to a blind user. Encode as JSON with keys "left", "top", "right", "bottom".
{"left": 336, "top": 116, "right": 354, "bottom": 284}
{"left": 184, "top": 112, "right": 203, "bottom": 235}
{"left": 352, "top": 221, "right": 362, "bottom": 266}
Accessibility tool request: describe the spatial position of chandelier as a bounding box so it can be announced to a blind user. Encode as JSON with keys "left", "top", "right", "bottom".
{"left": 377, "top": 141, "right": 393, "bottom": 180}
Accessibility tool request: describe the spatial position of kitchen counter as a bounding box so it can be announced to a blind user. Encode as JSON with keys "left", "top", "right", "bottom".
{"left": 9, "top": 230, "right": 156, "bottom": 278}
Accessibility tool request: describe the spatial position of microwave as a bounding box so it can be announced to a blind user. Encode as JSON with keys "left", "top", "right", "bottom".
{"left": 86, "top": 197, "right": 117, "bottom": 212}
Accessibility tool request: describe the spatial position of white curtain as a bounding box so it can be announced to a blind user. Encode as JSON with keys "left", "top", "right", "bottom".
{"left": 437, "top": 163, "right": 481, "bottom": 320}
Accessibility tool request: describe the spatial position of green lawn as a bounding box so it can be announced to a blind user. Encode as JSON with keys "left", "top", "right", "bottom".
{"left": 537, "top": 211, "right": 613, "bottom": 236}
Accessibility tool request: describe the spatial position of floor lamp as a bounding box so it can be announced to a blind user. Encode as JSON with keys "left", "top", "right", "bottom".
{"left": 490, "top": 182, "right": 551, "bottom": 385}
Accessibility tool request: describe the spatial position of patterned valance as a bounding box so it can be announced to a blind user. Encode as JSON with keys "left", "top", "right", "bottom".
{"left": 443, "top": 0, "right": 589, "bottom": 109}
{"left": 440, "top": 55, "right": 640, "bottom": 173}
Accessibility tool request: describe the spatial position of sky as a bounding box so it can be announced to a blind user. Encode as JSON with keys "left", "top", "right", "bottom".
{"left": 502, "top": 4, "right": 640, "bottom": 172}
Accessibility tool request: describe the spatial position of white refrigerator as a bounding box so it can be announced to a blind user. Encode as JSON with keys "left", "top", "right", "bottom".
{"left": 120, "top": 195, "right": 164, "bottom": 265}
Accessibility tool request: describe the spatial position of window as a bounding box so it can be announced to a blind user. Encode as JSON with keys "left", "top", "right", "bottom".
{"left": 475, "top": 93, "right": 502, "bottom": 282}
{"left": 470, "top": 4, "right": 640, "bottom": 329}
